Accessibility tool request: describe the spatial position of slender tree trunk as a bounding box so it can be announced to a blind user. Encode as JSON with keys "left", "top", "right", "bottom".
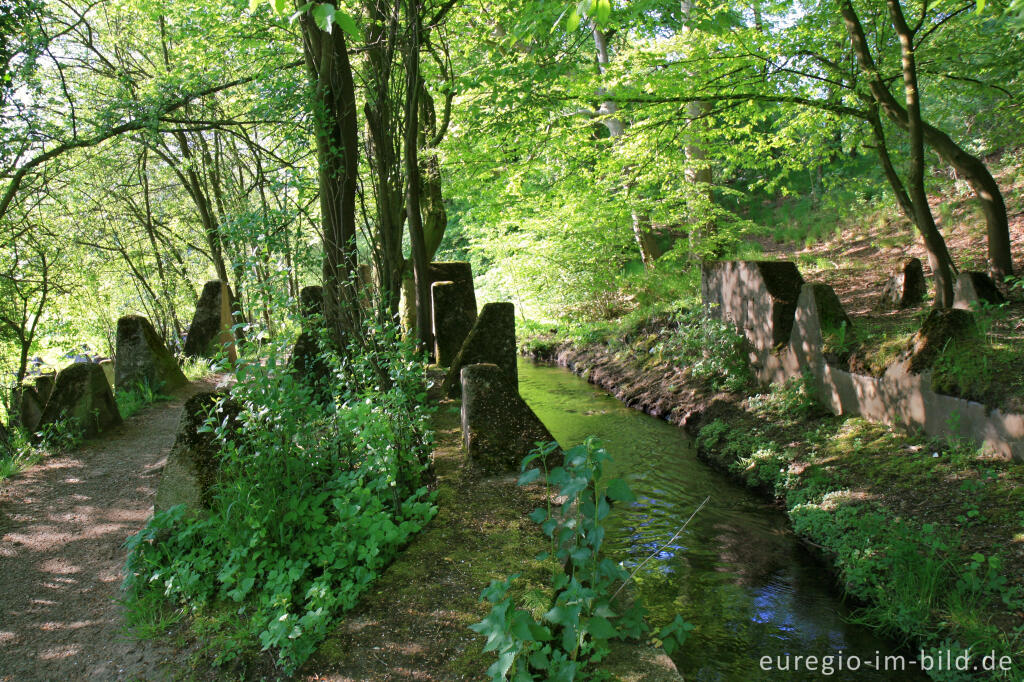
{"left": 839, "top": 0, "right": 1012, "bottom": 280}
{"left": 886, "top": 0, "right": 955, "bottom": 307}
{"left": 363, "top": 0, "right": 406, "bottom": 318}
{"left": 298, "top": 3, "right": 360, "bottom": 344}
{"left": 592, "top": 27, "right": 661, "bottom": 268}
{"left": 418, "top": 79, "right": 448, "bottom": 260}
{"left": 681, "top": 0, "right": 715, "bottom": 258}
{"left": 404, "top": 0, "right": 432, "bottom": 352}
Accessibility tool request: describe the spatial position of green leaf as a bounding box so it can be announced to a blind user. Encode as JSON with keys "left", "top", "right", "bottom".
{"left": 566, "top": 8, "right": 580, "bottom": 32}
{"left": 511, "top": 609, "right": 538, "bottom": 641}
{"left": 585, "top": 615, "right": 618, "bottom": 640}
{"left": 335, "top": 9, "right": 360, "bottom": 40}
{"left": 518, "top": 468, "right": 541, "bottom": 486}
{"left": 605, "top": 478, "right": 636, "bottom": 503}
{"left": 529, "top": 507, "right": 548, "bottom": 524}
{"left": 312, "top": 3, "right": 335, "bottom": 32}
{"left": 596, "top": 0, "right": 611, "bottom": 24}
{"left": 273, "top": 0, "right": 288, "bottom": 14}
{"left": 249, "top": 0, "right": 264, "bottom": 11}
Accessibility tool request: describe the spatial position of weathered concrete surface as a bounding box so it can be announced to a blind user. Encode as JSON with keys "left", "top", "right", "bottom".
{"left": 702, "top": 260, "right": 804, "bottom": 349}
{"left": 184, "top": 280, "right": 235, "bottom": 358}
{"left": 38, "top": 363, "right": 122, "bottom": 438}
{"left": 428, "top": 262, "right": 475, "bottom": 291}
{"left": 878, "top": 257, "right": 927, "bottom": 309}
{"left": 905, "top": 308, "right": 976, "bottom": 374}
{"left": 401, "top": 261, "right": 477, "bottom": 334}
{"left": 289, "top": 331, "right": 333, "bottom": 401}
{"left": 432, "top": 280, "right": 478, "bottom": 367}
{"left": 99, "top": 360, "right": 115, "bottom": 389}
{"left": 703, "top": 262, "right": 1024, "bottom": 461}
{"left": 441, "top": 302, "right": 517, "bottom": 397}
{"left": 10, "top": 385, "right": 44, "bottom": 432}
{"left": 299, "top": 285, "right": 324, "bottom": 322}
{"left": 154, "top": 391, "right": 238, "bottom": 514}
{"left": 34, "top": 374, "right": 55, "bottom": 404}
{"left": 460, "top": 363, "right": 555, "bottom": 473}
{"left": 425, "top": 364, "right": 447, "bottom": 402}
{"left": 953, "top": 271, "right": 1006, "bottom": 310}
{"left": 115, "top": 315, "right": 187, "bottom": 393}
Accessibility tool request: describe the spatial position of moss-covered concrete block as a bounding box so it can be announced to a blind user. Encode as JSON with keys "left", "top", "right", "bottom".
{"left": 906, "top": 308, "right": 976, "bottom": 374}
{"left": 38, "top": 362, "right": 122, "bottom": 438}
{"left": 115, "top": 315, "right": 187, "bottom": 393}
{"left": 299, "top": 285, "right": 324, "bottom": 324}
{"left": 10, "top": 385, "right": 44, "bottom": 432}
{"left": 441, "top": 302, "right": 516, "bottom": 397}
{"left": 34, "top": 374, "right": 55, "bottom": 404}
{"left": 184, "top": 280, "right": 234, "bottom": 358}
{"left": 432, "top": 280, "right": 477, "bottom": 367}
{"left": 154, "top": 391, "right": 238, "bottom": 514}
{"left": 878, "top": 257, "right": 927, "bottom": 309}
{"left": 460, "top": 363, "right": 555, "bottom": 473}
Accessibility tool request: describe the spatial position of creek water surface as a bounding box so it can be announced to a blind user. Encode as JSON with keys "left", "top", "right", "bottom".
{"left": 517, "top": 358, "right": 925, "bottom": 681}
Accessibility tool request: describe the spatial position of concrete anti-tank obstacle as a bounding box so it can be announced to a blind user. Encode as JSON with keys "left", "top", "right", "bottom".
{"left": 432, "top": 280, "right": 478, "bottom": 367}
{"left": 953, "top": 271, "right": 1006, "bottom": 311}
{"left": 441, "top": 301, "right": 517, "bottom": 397}
{"left": 289, "top": 285, "right": 333, "bottom": 401}
{"left": 878, "top": 257, "right": 927, "bottom": 310}
{"left": 401, "top": 261, "right": 477, "bottom": 336}
{"left": 154, "top": 391, "right": 239, "bottom": 515}
{"left": 184, "top": 280, "right": 236, "bottom": 359}
{"left": 460, "top": 363, "right": 557, "bottom": 473}
{"left": 38, "top": 362, "right": 122, "bottom": 439}
{"left": 114, "top": 315, "right": 187, "bottom": 393}
{"left": 9, "top": 385, "right": 44, "bottom": 432}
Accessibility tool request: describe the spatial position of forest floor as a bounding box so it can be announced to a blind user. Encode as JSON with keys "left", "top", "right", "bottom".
{"left": 0, "top": 375, "right": 227, "bottom": 682}
{"left": 751, "top": 161, "right": 1024, "bottom": 411}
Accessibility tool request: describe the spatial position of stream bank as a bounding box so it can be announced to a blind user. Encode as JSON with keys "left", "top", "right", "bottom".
{"left": 523, "top": 329, "right": 1024, "bottom": 680}
{"left": 301, "top": 398, "right": 680, "bottom": 681}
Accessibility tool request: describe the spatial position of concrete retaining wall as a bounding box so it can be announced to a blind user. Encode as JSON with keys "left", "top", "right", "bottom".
{"left": 703, "top": 261, "right": 1024, "bottom": 461}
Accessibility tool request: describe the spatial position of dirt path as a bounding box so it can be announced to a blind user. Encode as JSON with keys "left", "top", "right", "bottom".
{"left": 0, "top": 377, "right": 225, "bottom": 681}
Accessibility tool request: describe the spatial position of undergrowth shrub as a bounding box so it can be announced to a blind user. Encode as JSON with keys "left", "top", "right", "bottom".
{"left": 0, "top": 415, "right": 85, "bottom": 481}
{"left": 122, "top": 317, "right": 436, "bottom": 673}
{"left": 116, "top": 379, "right": 172, "bottom": 419}
{"left": 653, "top": 307, "right": 754, "bottom": 392}
{"left": 471, "top": 439, "right": 692, "bottom": 680}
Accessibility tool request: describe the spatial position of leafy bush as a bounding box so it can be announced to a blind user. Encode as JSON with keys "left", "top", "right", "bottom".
{"left": 122, "top": 317, "right": 436, "bottom": 672}
{"left": 651, "top": 307, "right": 754, "bottom": 392}
{"left": 0, "top": 415, "right": 85, "bottom": 481}
{"left": 471, "top": 439, "right": 692, "bottom": 680}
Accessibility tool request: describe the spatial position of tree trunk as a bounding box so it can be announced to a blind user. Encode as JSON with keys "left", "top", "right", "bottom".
{"left": 886, "top": 0, "right": 955, "bottom": 307}
{"left": 418, "top": 80, "right": 448, "bottom": 260}
{"left": 363, "top": 0, "right": 407, "bottom": 318}
{"left": 404, "top": 0, "right": 432, "bottom": 352}
{"left": 839, "top": 0, "right": 1012, "bottom": 279}
{"left": 592, "top": 27, "right": 661, "bottom": 267}
{"left": 298, "top": 3, "right": 360, "bottom": 344}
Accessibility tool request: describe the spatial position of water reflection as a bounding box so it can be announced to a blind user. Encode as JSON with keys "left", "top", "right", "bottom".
{"left": 518, "top": 359, "right": 924, "bottom": 681}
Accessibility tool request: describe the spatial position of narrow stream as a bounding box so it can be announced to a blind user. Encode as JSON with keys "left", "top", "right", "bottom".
{"left": 518, "top": 359, "right": 925, "bottom": 681}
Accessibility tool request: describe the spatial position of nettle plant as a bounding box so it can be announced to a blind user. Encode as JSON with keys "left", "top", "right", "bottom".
{"left": 472, "top": 438, "right": 692, "bottom": 681}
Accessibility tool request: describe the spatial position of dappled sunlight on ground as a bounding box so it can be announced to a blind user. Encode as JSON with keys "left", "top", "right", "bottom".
{"left": 0, "top": 379, "right": 218, "bottom": 681}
